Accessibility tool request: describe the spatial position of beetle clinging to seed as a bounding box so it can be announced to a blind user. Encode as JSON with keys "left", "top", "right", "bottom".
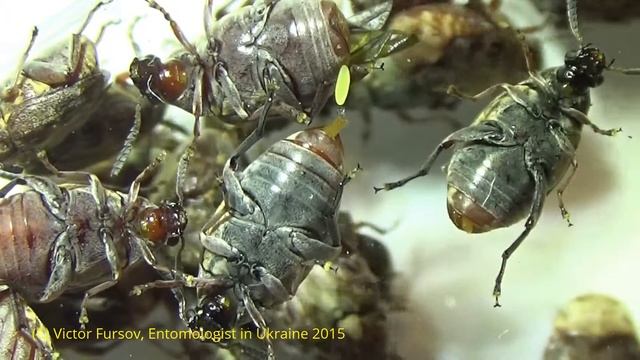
{"left": 375, "top": 0, "right": 640, "bottom": 306}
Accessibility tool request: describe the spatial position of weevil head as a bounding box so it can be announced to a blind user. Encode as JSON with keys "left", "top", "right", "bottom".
{"left": 130, "top": 55, "right": 190, "bottom": 105}
{"left": 188, "top": 292, "right": 238, "bottom": 333}
{"left": 137, "top": 201, "right": 187, "bottom": 247}
{"left": 558, "top": 45, "right": 607, "bottom": 93}
{"left": 446, "top": 185, "right": 499, "bottom": 234}
{"left": 320, "top": 1, "right": 351, "bottom": 59}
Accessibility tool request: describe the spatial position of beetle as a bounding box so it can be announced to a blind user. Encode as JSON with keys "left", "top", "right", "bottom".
{"left": 0, "top": 285, "right": 58, "bottom": 360}
{"left": 0, "top": 1, "right": 112, "bottom": 168}
{"left": 374, "top": 0, "right": 640, "bottom": 306}
{"left": 544, "top": 294, "right": 640, "bottom": 360}
{"left": 134, "top": 116, "right": 354, "bottom": 358}
{"left": 214, "top": 212, "right": 399, "bottom": 360}
{"left": 129, "top": 0, "right": 412, "bottom": 167}
{"left": 344, "top": 0, "right": 542, "bottom": 139}
{"left": 0, "top": 154, "right": 187, "bottom": 327}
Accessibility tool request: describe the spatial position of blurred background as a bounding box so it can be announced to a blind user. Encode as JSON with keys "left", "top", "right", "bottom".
{"left": 0, "top": 0, "right": 638, "bottom": 359}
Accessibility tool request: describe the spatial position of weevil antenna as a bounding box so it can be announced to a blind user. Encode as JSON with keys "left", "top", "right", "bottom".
{"left": 566, "top": 0, "right": 583, "bottom": 45}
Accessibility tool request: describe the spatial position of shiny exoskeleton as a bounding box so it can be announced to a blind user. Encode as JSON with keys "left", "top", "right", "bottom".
{"left": 375, "top": 0, "right": 640, "bottom": 306}
{"left": 175, "top": 118, "right": 349, "bottom": 356}
{"left": 0, "top": 161, "right": 187, "bottom": 327}
{"left": 130, "top": 0, "right": 409, "bottom": 163}
{"left": 347, "top": 0, "right": 541, "bottom": 137}
{"left": 0, "top": 285, "right": 57, "bottom": 360}
{"left": 0, "top": 1, "right": 111, "bottom": 167}
{"left": 219, "top": 212, "right": 399, "bottom": 359}
{"left": 544, "top": 294, "right": 640, "bottom": 360}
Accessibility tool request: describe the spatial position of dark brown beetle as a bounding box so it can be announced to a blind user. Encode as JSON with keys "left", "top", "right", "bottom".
{"left": 375, "top": 0, "right": 640, "bottom": 305}
{"left": 0, "top": 155, "right": 187, "bottom": 327}
{"left": 129, "top": 0, "right": 412, "bottom": 166}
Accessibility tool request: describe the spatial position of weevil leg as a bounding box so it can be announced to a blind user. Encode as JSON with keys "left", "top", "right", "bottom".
{"left": 502, "top": 86, "right": 545, "bottom": 118}
{"left": 255, "top": 52, "right": 309, "bottom": 123}
{"left": 493, "top": 150, "right": 547, "bottom": 307}
{"left": 111, "top": 103, "right": 142, "bottom": 178}
{"left": 67, "top": 37, "right": 88, "bottom": 85}
{"left": 555, "top": 158, "right": 578, "bottom": 227}
{"left": 130, "top": 275, "right": 233, "bottom": 295}
{"left": 240, "top": 285, "right": 275, "bottom": 360}
{"left": 309, "top": 80, "right": 333, "bottom": 121}
{"left": 40, "top": 225, "right": 76, "bottom": 302}
{"left": 176, "top": 142, "right": 195, "bottom": 204}
{"left": 85, "top": 175, "right": 126, "bottom": 326}
{"left": 375, "top": 121, "right": 520, "bottom": 192}
{"left": 373, "top": 130, "right": 469, "bottom": 192}
{"left": 202, "top": 201, "right": 231, "bottom": 235}
{"left": 201, "top": 231, "right": 240, "bottom": 259}
{"left": 128, "top": 235, "right": 192, "bottom": 324}
{"left": 9, "top": 289, "right": 53, "bottom": 358}
{"left": 333, "top": 164, "right": 362, "bottom": 210}
{"left": 77, "top": 0, "right": 113, "bottom": 35}
{"left": 216, "top": 65, "right": 249, "bottom": 119}
{"left": 0, "top": 178, "right": 24, "bottom": 197}
{"left": 244, "top": 0, "right": 278, "bottom": 45}
{"left": 561, "top": 106, "right": 622, "bottom": 136}
{"left": 79, "top": 280, "right": 118, "bottom": 329}
{"left": 0, "top": 169, "right": 67, "bottom": 218}
{"left": 125, "top": 150, "right": 166, "bottom": 209}
{"left": 127, "top": 16, "right": 144, "bottom": 57}
{"left": 447, "top": 82, "right": 514, "bottom": 102}
{"left": 220, "top": 161, "right": 256, "bottom": 216}
{"left": 227, "top": 89, "right": 273, "bottom": 170}
{"left": 93, "top": 19, "right": 120, "bottom": 45}
{"left": 144, "top": 0, "right": 200, "bottom": 56}
{"left": 253, "top": 265, "right": 289, "bottom": 303}
{"left": 1, "top": 27, "right": 37, "bottom": 102}
{"left": 608, "top": 66, "right": 640, "bottom": 75}
{"left": 288, "top": 229, "right": 341, "bottom": 263}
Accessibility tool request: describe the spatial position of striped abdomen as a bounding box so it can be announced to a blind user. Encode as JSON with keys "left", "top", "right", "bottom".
{"left": 0, "top": 192, "right": 65, "bottom": 302}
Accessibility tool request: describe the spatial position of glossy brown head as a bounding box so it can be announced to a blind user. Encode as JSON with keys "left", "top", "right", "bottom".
{"left": 130, "top": 55, "right": 189, "bottom": 104}
{"left": 321, "top": 1, "right": 351, "bottom": 58}
{"left": 137, "top": 201, "right": 187, "bottom": 247}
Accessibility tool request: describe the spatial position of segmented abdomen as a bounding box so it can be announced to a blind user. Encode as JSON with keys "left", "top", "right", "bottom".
{"left": 0, "top": 192, "right": 65, "bottom": 302}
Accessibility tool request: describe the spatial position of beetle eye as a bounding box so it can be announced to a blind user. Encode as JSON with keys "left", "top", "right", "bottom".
{"left": 130, "top": 56, "right": 189, "bottom": 103}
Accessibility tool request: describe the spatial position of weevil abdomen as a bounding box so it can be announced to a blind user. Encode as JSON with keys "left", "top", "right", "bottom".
{"left": 0, "top": 192, "right": 65, "bottom": 301}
